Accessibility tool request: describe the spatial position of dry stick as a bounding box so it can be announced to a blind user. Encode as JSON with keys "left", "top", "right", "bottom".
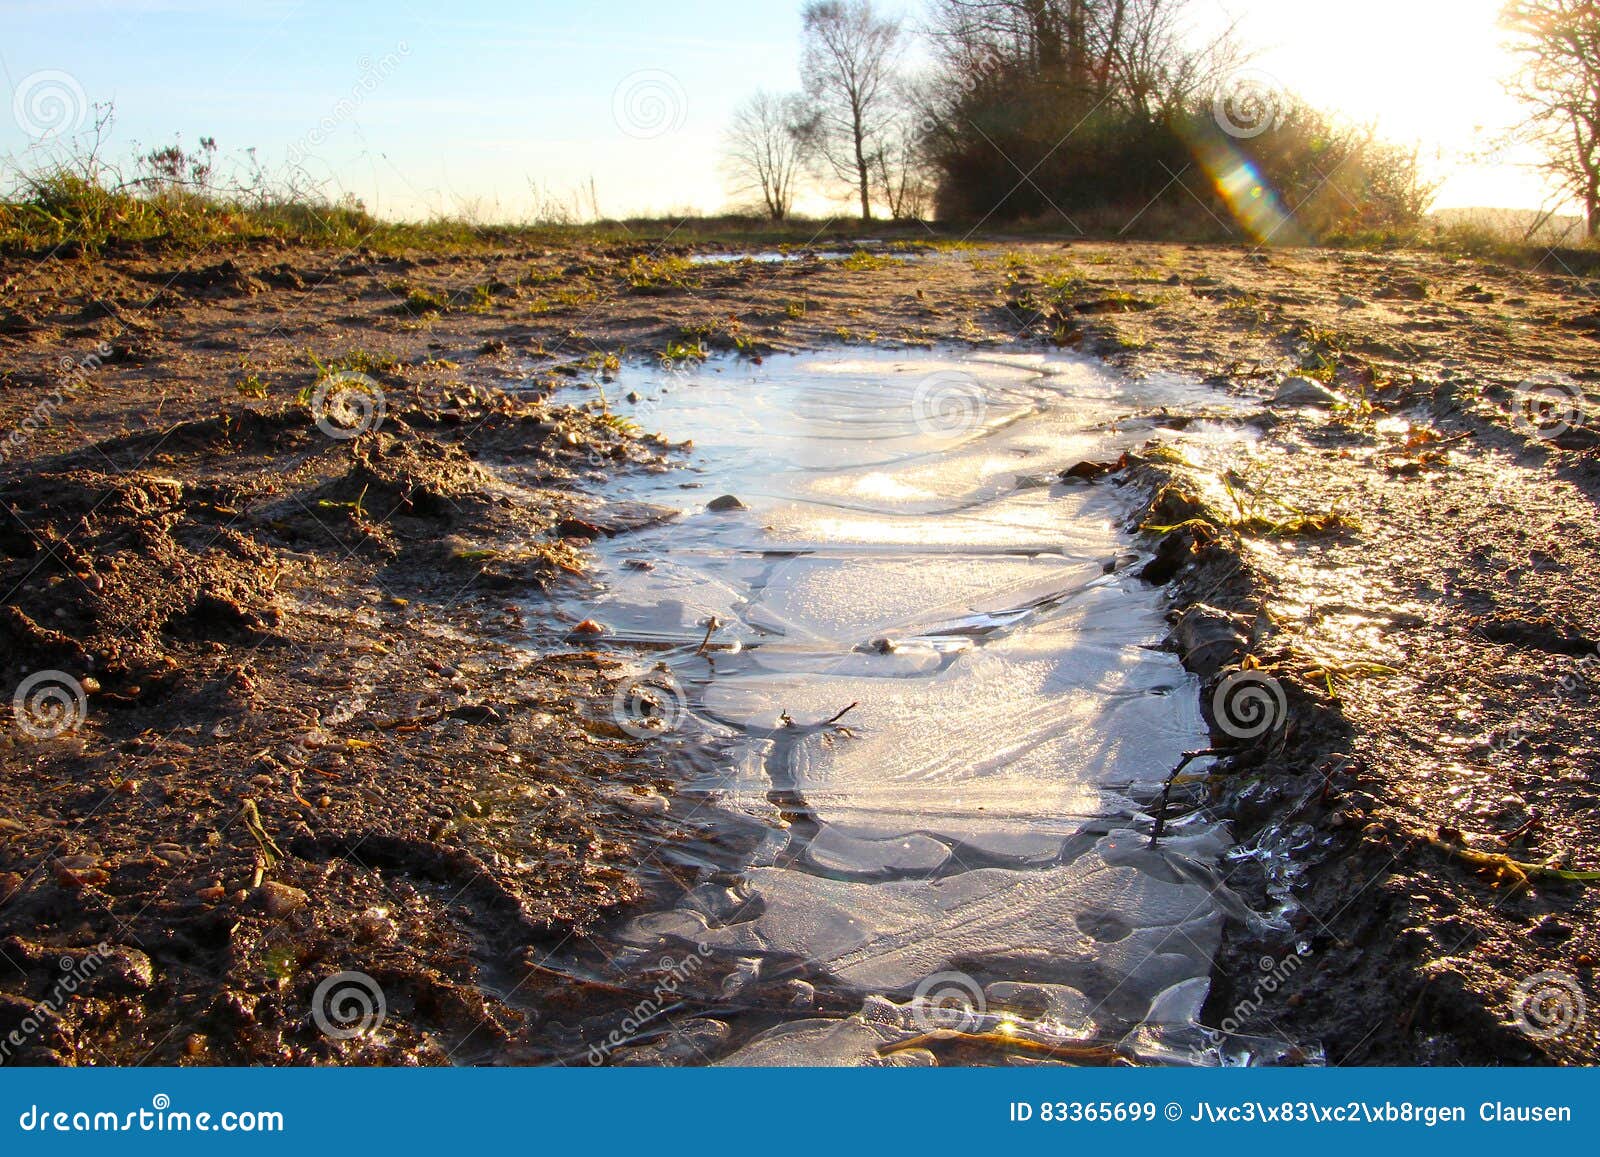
{"left": 1421, "top": 830, "right": 1600, "bottom": 889}
{"left": 1497, "top": 810, "right": 1540, "bottom": 846}
{"left": 695, "top": 616, "right": 722, "bottom": 657}
{"left": 777, "top": 701, "right": 859, "bottom": 729}
{"left": 1149, "top": 748, "right": 1227, "bottom": 847}
{"left": 824, "top": 701, "right": 859, "bottom": 725}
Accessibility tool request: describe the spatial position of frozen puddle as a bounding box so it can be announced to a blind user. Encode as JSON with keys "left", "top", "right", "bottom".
{"left": 686, "top": 250, "right": 848, "bottom": 266}
{"left": 542, "top": 349, "right": 1293, "bottom": 1066}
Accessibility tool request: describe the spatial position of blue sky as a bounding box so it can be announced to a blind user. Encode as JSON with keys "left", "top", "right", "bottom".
{"left": 0, "top": 0, "right": 825, "bottom": 217}
{"left": 0, "top": 0, "right": 1562, "bottom": 220}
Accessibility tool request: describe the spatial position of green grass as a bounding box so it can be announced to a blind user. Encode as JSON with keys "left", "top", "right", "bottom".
{"left": 0, "top": 163, "right": 486, "bottom": 255}
{"left": 659, "top": 338, "right": 708, "bottom": 365}
{"left": 1293, "top": 322, "right": 1345, "bottom": 382}
{"left": 527, "top": 286, "right": 600, "bottom": 314}
{"left": 1138, "top": 468, "right": 1358, "bottom": 540}
{"left": 15, "top": 133, "right": 1598, "bottom": 269}
{"left": 578, "top": 350, "right": 621, "bottom": 376}
{"left": 0, "top": 146, "right": 945, "bottom": 257}
{"left": 307, "top": 348, "right": 400, "bottom": 382}
{"left": 400, "top": 286, "right": 450, "bottom": 315}
{"left": 624, "top": 254, "right": 697, "bottom": 292}
{"left": 842, "top": 250, "right": 894, "bottom": 272}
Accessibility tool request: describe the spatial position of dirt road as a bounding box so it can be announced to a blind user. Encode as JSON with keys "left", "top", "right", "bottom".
{"left": 0, "top": 234, "right": 1596, "bottom": 1064}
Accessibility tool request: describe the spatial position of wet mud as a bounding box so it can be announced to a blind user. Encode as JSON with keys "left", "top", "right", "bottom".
{"left": 0, "top": 235, "right": 1596, "bottom": 1064}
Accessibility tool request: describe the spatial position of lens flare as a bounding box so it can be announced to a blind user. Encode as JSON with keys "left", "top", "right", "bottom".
{"left": 1181, "top": 119, "right": 1307, "bottom": 246}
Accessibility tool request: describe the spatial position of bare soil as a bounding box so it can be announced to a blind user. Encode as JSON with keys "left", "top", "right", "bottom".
{"left": 1, "top": 234, "right": 1597, "bottom": 1065}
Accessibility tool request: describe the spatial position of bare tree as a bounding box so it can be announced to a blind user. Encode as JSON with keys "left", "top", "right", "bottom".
{"left": 1503, "top": 0, "right": 1600, "bottom": 236}
{"left": 871, "top": 105, "right": 933, "bottom": 220}
{"left": 923, "top": 0, "right": 1236, "bottom": 116}
{"left": 722, "top": 92, "right": 809, "bottom": 220}
{"left": 800, "top": 0, "right": 903, "bottom": 221}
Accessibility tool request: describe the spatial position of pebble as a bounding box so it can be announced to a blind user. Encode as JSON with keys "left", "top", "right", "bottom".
{"left": 93, "top": 946, "right": 155, "bottom": 994}
{"left": 256, "top": 881, "right": 308, "bottom": 918}
{"left": 706, "top": 494, "right": 747, "bottom": 512}
{"left": 1271, "top": 376, "right": 1344, "bottom": 407}
{"left": 56, "top": 864, "right": 110, "bottom": 889}
{"left": 353, "top": 907, "right": 397, "bottom": 943}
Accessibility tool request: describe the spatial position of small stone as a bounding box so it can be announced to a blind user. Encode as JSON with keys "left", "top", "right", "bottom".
{"left": 706, "top": 494, "right": 747, "bottom": 512}
{"left": 1271, "top": 376, "right": 1344, "bottom": 407}
{"left": 1061, "top": 459, "right": 1112, "bottom": 481}
{"left": 55, "top": 865, "right": 109, "bottom": 889}
{"left": 352, "top": 907, "right": 397, "bottom": 943}
{"left": 91, "top": 945, "right": 155, "bottom": 994}
{"left": 256, "top": 881, "right": 308, "bottom": 918}
{"left": 556, "top": 517, "right": 604, "bottom": 540}
{"left": 568, "top": 619, "right": 608, "bottom": 637}
{"left": 1171, "top": 604, "right": 1250, "bottom": 678}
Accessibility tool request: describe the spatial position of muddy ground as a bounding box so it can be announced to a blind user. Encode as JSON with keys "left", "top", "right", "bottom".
{"left": 0, "top": 232, "right": 1596, "bottom": 1065}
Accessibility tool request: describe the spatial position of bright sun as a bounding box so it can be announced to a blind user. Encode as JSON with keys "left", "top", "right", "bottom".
{"left": 1226, "top": 0, "right": 1557, "bottom": 211}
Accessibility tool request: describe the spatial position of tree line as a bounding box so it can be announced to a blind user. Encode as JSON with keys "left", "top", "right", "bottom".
{"left": 723, "top": 0, "right": 1596, "bottom": 241}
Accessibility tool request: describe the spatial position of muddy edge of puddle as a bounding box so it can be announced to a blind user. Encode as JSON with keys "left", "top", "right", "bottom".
{"left": 0, "top": 237, "right": 1596, "bottom": 1064}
